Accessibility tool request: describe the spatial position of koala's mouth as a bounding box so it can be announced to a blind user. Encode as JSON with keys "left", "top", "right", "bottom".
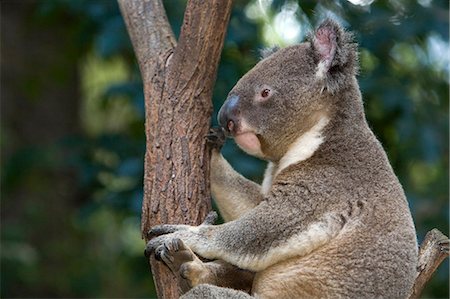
{"left": 221, "top": 118, "right": 263, "bottom": 157}
{"left": 234, "top": 131, "right": 262, "bottom": 157}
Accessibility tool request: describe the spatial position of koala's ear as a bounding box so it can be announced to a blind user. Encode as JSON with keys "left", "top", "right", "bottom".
{"left": 259, "top": 46, "right": 280, "bottom": 60}
{"left": 311, "top": 18, "right": 358, "bottom": 91}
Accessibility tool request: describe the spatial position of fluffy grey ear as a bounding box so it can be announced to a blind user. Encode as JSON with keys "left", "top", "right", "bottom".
{"left": 311, "top": 18, "right": 358, "bottom": 92}
{"left": 259, "top": 46, "right": 280, "bottom": 60}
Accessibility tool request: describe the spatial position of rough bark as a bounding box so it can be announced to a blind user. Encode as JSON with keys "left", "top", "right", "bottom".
{"left": 409, "top": 229, "right": 449, "bottom": 299}
{"left": 118, "top": 1, "right": 233, "bottom": 298}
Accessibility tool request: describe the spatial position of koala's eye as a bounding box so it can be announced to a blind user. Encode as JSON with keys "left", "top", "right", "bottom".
{"left": 261, "top": 89, "right": 271, "bottom": 98}
{"left": 255, "top": 86, "right": 273, "bottom": 103}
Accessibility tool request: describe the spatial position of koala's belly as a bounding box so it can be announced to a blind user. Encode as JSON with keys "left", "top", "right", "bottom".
{"left": 251, "top": 231, "right": 417, "bottom": 299}
{"left": 252, "top": 255, "right": 324, "bottom": 299}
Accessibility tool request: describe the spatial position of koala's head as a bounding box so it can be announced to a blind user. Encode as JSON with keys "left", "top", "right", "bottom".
{"left": 218, "top": 19, "right": 358, "bottom": 161}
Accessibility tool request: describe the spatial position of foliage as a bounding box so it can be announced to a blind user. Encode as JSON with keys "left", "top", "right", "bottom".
{"left": 1, "top": 0, "right": 448, "bottom": 297}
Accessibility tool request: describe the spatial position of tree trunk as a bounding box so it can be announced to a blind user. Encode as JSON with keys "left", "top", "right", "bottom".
{"left": 118, "top": 1, "right": 233, "bottom": 298}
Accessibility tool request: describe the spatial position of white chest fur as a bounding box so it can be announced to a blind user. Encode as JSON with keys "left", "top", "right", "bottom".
{"left": 261, "top": 116, "right": 329, "bottom": 196}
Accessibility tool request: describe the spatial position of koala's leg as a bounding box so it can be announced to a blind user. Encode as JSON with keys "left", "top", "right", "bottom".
{"left": 211, "top": 150, "right": 263, "bottom": 221}
{"left": 180, "top": 284, "right": 253, "bottom": 299}
{"left": 157, "top": 238, "right": 254, "bottom": 294}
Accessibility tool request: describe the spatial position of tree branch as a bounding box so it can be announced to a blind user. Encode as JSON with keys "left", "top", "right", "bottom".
{"left": 118, "top": 1, "right": 233, "bottom": 298}
{"left": 166, "top": 0, "right": 233, "bottom": 97}
{"left": 118, "top": 0, "right": 176, "bottom": 80}
{"left": 409, "top": 229, "right": 449, "bottom": 299}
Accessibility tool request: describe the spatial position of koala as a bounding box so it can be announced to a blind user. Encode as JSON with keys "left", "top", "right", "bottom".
{"left": 145, "top": 19, "right": 418, "bottom": 299}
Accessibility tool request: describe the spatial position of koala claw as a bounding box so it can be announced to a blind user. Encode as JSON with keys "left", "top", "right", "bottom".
{"left": 202, "top": 211, "right": 218, "bottom": 225}
{"left": 154, "top": 244, "right": 167, "bottom": 261}
{"left": 144, "top": 224, "right": 192, "bottom": 258}
{"left": 144, "top": 239, "right": 159, "bottom": 258}
{"left": 147, "top": 224, "right": 186, "bottom": 239}
{"left": 145, "top": 235, "right": 171, "bottom": 258}
{"left": 438, "top": 238, "right": 449, "bottom": 254}
{"left": 206, "top": 127, "right": 226, "bottom": 150}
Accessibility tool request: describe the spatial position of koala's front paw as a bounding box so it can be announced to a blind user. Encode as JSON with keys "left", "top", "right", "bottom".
{"left": 144, "top": 212, "right": 216, "bottom": 258}
{"left": 145, "top": 224, "right": 189, "bottom": 257}
{"left": 206, "top": 127, "right": 226, "bottom": 150}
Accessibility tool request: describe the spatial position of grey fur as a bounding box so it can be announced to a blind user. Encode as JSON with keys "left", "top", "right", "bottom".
{"left": 181, "top": 284, "right": 252, "bottom": 299}
{"left": 146, "top": 18, "right": 418, "bottom": 299}
{"left": 259, "top": 46, "right": 280, "bottom": 60}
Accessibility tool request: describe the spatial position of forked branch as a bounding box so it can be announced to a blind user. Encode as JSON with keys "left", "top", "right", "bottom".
{"left": 118, "top": 0, "right": 176, "bottom": 80}
{"left": 118, "top": 1, "right": 233, "bottom": 298}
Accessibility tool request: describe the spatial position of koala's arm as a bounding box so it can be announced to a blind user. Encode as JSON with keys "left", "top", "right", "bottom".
{"left": 211, "top": 150, "right": 263, "bottom": 221}
{"left": 147, "top": 199, "right": 344, "bottom": 272}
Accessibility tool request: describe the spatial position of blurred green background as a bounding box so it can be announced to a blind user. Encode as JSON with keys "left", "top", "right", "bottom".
{"left": 1, "top": 0, "right": 448, "bottom": 298}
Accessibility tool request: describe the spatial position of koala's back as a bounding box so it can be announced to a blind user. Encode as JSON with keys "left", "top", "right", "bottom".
{"left": 252, "top": 125, "right": 418, "bottom": 299}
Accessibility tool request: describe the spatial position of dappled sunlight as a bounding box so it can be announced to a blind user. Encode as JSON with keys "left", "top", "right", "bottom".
{"left": 81, "top": 54, "right": 138, "bottom": 136}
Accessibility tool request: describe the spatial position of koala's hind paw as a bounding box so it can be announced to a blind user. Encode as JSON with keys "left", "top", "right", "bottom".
{"left": 206, "top": 127, "right": 226, "bottom": 150}
{"left": 179, "top": 260, "right": 209, "bottom": 288}
{"left": 202, "top": 211, "right": 218, "bottom": 225}
{"left": 155, "top": 238, "right": 201, "bottom": 278}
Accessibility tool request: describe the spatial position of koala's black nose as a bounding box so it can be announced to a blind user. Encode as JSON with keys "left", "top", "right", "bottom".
{"left": 218, "top": 95, "right": 239, "bottom": 134}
